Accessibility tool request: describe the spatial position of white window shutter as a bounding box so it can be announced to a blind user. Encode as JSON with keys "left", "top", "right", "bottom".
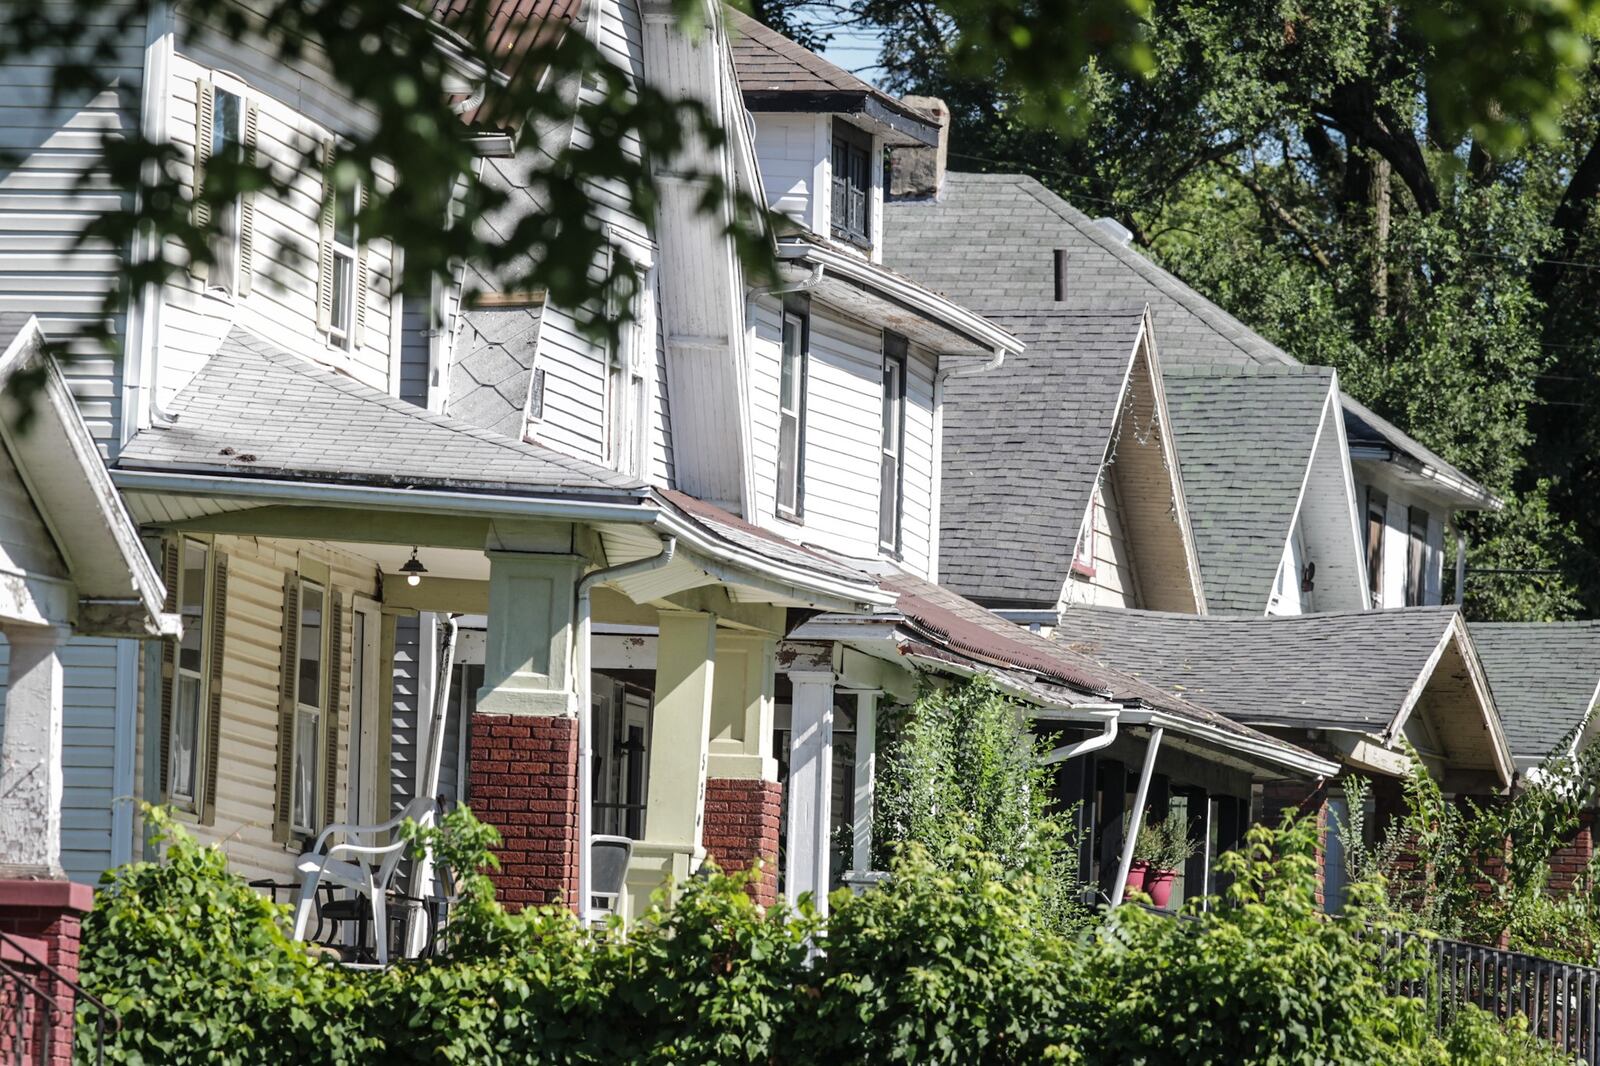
{"left": 315, "top": 141, "right": 336, "bottom": 333}
{"left": 352, "top": 182, "right": 369, "bottom": 348}
{"left": 189, "top": 77, "right": 214, "bottom": 282}
{"left": 236, "top": 101, "right": 259, "bottom": 296}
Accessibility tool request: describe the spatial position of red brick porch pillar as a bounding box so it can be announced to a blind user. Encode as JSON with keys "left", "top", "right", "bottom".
{"left": 1260, "top": 778, "right": 1331, "bottom": 908}
{"left": 0, "top": 879, "right": 93, "bottom": 1065}
{"left": 702, "top": 778, "right": 783, "bottom": 906}
{"left": 468, "top": 713, "right": 579, "bottom": 911}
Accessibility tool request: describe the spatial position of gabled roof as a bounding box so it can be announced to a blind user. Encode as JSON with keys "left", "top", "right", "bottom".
{"left": 1057, "top": 603, "right": 1512, "bottom": 784}
{"left": 1162, "top": 364, "right": 1336, "bottom": 615}
{"left": 448, "top": 305, "right": 544, "bottom": 440}
{"left": 797, "top": 567, "right": 1339, "bottom": 778}
{"left": 0, "top": 316, "right": 174, "bottom": 637}
{"left": 938, "top": 306, "right": 1145, "bottom": 607}
{"left": 882, "top": 172, "right": 1492, "bottom": 509}
{"left": 1472, "top": 622, "right": 1600, "bottom": 765}
{"left": 425, "top": 0, "right": 580, "bottom": 89}
{"left": 116, "top": 328, "right": 643, "bottom": 498}
{"left": 723, "top": 7, "right": 940, "bottom": 146}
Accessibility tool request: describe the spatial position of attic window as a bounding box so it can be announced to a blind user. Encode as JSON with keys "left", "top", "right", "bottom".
{"left": 1365, "top": 488, "right": 1387, "bottom": 606}
{"left": 831, "top": 120, "right": 872, "bottom": 248}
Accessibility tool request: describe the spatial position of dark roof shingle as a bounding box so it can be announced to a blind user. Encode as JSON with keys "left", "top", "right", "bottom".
{"left": 1056, "top": 604, "right": 1461, "bottom": 731}
{"left": 1162, "top": 365, "right": 1335, "bottom": 615}
{"left": 1472, "top": 622, "right": 1600, "bottom": 762}
{"left": 116, "top": 328, "right": 644, "bottom": 497}
{"left": 938, "top": 305, "right": 1144, "bottom": 607}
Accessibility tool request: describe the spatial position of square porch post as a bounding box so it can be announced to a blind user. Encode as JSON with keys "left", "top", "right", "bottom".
{"left": 0, "top": 624, "right": 67, "bottom": 877}
{"left": 626, "top": 608, "right": 717, "bottom": 918}
{"left": 784, "top": 651, "right": 836, "bottom": 913}
{"left": 468, "top": 551, "right": 582, "bottom": 911}
{"left": 702, "top": 630, "right": 782, "bottom": 905}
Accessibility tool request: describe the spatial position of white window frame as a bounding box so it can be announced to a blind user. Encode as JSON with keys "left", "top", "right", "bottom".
{"left": 291, "top": 579, "right": 328, "bottom": 836}
{"left": 1072, "top": 488, "right": 1099, "bottom": 577}
{"left": 878, "top": 336, "right": 906, "bottom": 554}
{"left": 168, "top": 537, "right": 214, "bottom": 813}
{"left": 205, "top": 75, "right": 248, "bottom": 299}
{"left": 776, "top": 306, "right": 808, "bottom": 520}
{"left": 329, "top": 181, "right": 360, "bottom": 351}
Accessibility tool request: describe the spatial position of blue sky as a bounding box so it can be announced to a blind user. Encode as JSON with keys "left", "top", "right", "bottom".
{"left": 791, "top": 8, "right": 887, "bottom": 85}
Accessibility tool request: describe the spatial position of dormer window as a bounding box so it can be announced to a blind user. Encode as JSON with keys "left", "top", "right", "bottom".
{"left": 190, "top": 74, "right": 257, "bottom": 297}
{"left": 879, "top": 333, "right": 906, "bottom": 553}
{"left": 831, "top": 120, "right": 872, "bottom": 248}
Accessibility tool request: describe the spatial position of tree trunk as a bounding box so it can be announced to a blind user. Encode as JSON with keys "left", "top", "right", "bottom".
{"left": 1369, "top": 150, "right": 1392, "bottom": 319}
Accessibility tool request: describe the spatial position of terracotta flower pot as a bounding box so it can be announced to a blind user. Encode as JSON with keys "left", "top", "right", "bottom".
{"left": 1124, "top": 860, "right": 1150, "bottom": 897}
{"left": 1145, "top": 867, "right": 1178, "bottom": 908}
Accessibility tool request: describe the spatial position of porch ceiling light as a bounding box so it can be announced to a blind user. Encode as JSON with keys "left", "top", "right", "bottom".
{"left": 401, "top": 547, "right": 428, "bottom": 587}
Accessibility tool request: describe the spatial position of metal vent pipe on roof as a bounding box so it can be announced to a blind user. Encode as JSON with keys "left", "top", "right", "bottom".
{"left": 1053, "top": 249, "right": 1068, "bottom": 302}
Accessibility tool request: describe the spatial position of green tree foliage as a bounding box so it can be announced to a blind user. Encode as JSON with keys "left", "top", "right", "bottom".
{"left": 828, "top": 0, "right": 1600, "bottom": 621}
{"left": 82, "top": 808, "right": 1569, "bottom": 1063}
{"left": 872, "top": 676, "right": 1086, "bottom": 928}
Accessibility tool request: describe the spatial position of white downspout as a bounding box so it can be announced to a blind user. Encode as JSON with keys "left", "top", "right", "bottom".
{"left": 1110, "top": 726, "right": 1164, "bottom": 907}
{"left": 1039, "top": 711, "right": 1119, "bottom": 766}
{"left": 575, "top": 534, "right": 676, "bottom": 921}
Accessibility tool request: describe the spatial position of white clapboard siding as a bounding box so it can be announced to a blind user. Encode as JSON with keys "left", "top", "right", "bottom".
{"left": 748, "top": 299, "right": 783, "bottom": 517}
{"left": 790, "top": 309, "right": 883, "bottom": 557}
{"left": 647, "top": 272, "right": 675, "bottom": 485}
{"left": 156, "top": 39, "right": 397, "bottom": 404}
{"left": 521, "top": 0, "right": 655, "bottom": 467}
{"left": 0, "top": 3, "right": 144, "bottom": 452}
{"left": 752, "top": 114, "right": 820, "bottom": 229}
{"left": 899, "top": 347, "right": 936, "bottom": 577}
{"left": 1064, "top": 483, "right": 1139, "bottom": 609}
{"left": 399, "top": 295, "right": 431, "bottom": 407}
{"left": 171, "top": 536, "right": 377, "bottom": 888}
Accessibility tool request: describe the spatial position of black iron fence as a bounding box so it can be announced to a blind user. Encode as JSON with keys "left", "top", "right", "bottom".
{"left": 0, "top": 929, "right": 114, "bottom": 1065}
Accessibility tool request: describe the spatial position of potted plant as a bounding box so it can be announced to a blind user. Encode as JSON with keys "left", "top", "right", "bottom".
{"left": 1125, "top": 813, "right": 1162, "bottom": 895}
{"left": 1143, "top": 813, "right": 1198, "bottom": 908}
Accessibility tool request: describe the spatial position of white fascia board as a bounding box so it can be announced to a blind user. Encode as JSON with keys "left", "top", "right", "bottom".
{"left": 1127, "top": 707, "right": 1341, "bottom": 779}
{"left": 775, "top": 239, "right": 1022, "bottom": 358}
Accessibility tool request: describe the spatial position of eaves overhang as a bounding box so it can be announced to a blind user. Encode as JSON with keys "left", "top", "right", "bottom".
{"left": 776, "top": 238, "right": 1022, "bottom": 361}
{"left": 741, "top": 90, "right": 941, "bottom": 147}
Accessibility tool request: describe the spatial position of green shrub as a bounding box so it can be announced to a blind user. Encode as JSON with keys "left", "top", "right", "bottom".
{"left": 80, "top": 808, "right": 1573, "bottom": 1065}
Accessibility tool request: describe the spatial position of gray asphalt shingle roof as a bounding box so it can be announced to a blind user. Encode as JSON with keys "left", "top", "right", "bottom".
{"left": 940, "top": 306, "right": 1144, "bottom": 607}
{"left": 882, "top": 172, "right": 1483, "bottom": 500}
{"left": 116, "top": 328, "right": 645, "bottom": 497}
{"left": 1472, "top": 622, "right": 1600, "bottom": 762}
{"left": 1162, "top": 365, "right": 1336, "bottom": 616}
{"left": 448, "top": 306, "right": 543, "bottom": 440}
{"left": 1056, "top": 604, "right": 1461, "bottom": 731}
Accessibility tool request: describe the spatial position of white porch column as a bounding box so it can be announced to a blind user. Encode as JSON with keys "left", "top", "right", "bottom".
{"left": 475, "top": 552, "right": 581, "bottom": 716}
{"left": 627, "top": 609, "right": 716, "bottom": 916}
{"left": 785, "top": 666, "right": 836, "bottom": 912}
{"left": 849, "top": 690, "right": 878, "bottom": 874}
{"left": 0, "top": 624, "right": 68, "bottom": 876}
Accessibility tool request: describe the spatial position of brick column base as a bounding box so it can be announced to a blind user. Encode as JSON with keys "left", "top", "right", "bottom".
{"left": 468, "top": 713, "right": 579, "bottom": 911}
{"left": 0, "top": 879, "right": 93, "bottom": 1065}
{"left": 1549, "top": 811, "right": 1595, "bottom": 894}
{"left": 1260, "top": 779, "right": 1330, "bottom": 909}
{"left": 702, "top": 778, "right": 782, "bottom": 906}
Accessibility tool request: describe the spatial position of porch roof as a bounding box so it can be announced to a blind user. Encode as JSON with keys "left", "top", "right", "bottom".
{"left": 115, "top": 328, "right": 646, "bottom": 500}
{"left": 798, "top": 566, "right": 1340, "bottom": 778}
{"left": 1162, "top": 364, "right": 1337, "bottom": 616}
{"left": 1473, "top": 621, "right": 1600, "bottom": 766}
{"left": 1057, "top": 603, "right": 1512, "bottom": 784}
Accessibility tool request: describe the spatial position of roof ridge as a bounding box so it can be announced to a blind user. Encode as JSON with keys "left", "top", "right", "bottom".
{"left": 1065, "top": 604, "right": 1459, "bottom": 623}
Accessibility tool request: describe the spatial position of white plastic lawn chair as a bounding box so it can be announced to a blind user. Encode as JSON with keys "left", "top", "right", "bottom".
{"left": 289, "top": 795, "right": 435, "bottom": 965}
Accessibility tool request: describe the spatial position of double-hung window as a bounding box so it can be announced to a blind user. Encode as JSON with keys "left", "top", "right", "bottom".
{"left": 329, "top": 182, "right": 359, "bottom": 350}
{"left": 169, "top": 539, "right": 211, "bottom": 808}
{"left": 1365, "top": 488, "right": 1387, "bottom": 606}
{"left": 830, "top": 120, "right": 872, "bottom": 247}
{"left": 1405, "top": 507, "right": 1429, "bottom": 606}
{"left": 776, "top": 304, "right": 808, "bottom": 518}
{"left": 291, "top": 581, "right": 326, "bottom": 835}
{"left": 208, "top": 89, "right": 244, "bottom": 295}
{"left": 879, "top": 334, "right": 907, "bottom": 553}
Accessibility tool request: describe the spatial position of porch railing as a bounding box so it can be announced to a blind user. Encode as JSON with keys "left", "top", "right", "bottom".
{"left": 0, "top": 928, "right": 115, "bottom": 1065}
{"left": 1390, "top": 930, "right": 1600, "bottom": 1064}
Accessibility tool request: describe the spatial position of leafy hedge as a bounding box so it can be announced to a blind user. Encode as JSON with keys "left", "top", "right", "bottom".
{"left": 79, "top": 811, "right": 1570, "bottom": 1065}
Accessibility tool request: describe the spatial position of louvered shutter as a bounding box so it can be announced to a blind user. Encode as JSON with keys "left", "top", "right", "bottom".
{"left": 157, "top": 540, "right": 180, "bottom": 796}
{"left": 189, "top": 78, "right": 214, "bottom": 282}
{"left": 199, "top": 553, "right": 228, "bottom": 826}
{"left": 322, "top": 588, "right": 344, "bottom": 828}
{"left": 315, "top": 141, "right": 336, "bottom": 332}
{"left": 273, "top": 573, "right": 301, "bottom": 843}
{"left": 352, "top": 184, "right": 370, "bottom": 349}
{"left": 236, "top": 102, "right": 259, "bottom": 297}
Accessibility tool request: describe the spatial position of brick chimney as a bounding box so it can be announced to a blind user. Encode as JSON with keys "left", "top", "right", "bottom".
{"left": 888, "top": 96, "right": 949, "bottom": 201}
